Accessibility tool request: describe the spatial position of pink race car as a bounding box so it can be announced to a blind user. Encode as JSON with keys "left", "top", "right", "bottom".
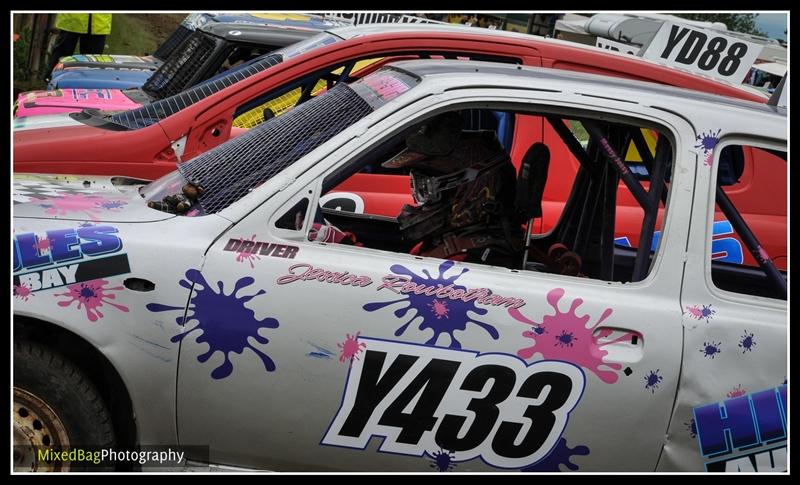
{"left": 14, "top": 89, "right": 140, "bottom": 117}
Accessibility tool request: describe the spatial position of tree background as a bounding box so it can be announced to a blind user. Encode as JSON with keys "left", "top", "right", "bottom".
{"left": 674, "top": 14, "right": 766, "bottom": 36}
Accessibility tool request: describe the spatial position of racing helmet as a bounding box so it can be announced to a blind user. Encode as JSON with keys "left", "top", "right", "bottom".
{"left": 383, "top": 113, "right": 516, "bottom": 241}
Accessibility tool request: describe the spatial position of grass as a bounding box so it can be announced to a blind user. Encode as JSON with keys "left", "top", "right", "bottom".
{"left": 13, "top": 14, "right": 187, "bottom": 94}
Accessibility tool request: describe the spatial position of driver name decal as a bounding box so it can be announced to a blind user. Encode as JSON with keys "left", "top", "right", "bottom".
{"left": 321, "top": 338, "right": 585, "bottom": 469}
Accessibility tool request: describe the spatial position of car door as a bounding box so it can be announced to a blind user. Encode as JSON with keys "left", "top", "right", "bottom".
{"left": 173, "top": 89, "right": 697, "bottom": 471}
{"left": 658, "top": 125, "right": 787, "bottom": 471}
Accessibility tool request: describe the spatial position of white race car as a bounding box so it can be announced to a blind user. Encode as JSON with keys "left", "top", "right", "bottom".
{"left": 13, "top": 60, "right": 787, "bottom": 472}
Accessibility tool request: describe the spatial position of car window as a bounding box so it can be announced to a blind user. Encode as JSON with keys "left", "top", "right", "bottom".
{"left": 318, "top": 105, "right": 675, "bottom": 284}
{"left": 708, "top": 143, "right": 786, "bottom": 300}
{"left": 143, "top": 67, "right": 421, "bottom": 215}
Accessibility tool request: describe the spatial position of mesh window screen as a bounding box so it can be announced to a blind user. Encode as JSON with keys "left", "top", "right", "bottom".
{"left": 178, "top": 84, "right": 373, "bottom": 214}
{"left": 109, "top": 54, "right": 283, "bottom": 130}
{"left": 153, "top": 24, "right": 195, "bottom": 61}
{"left": 142, "top": 32, "right": 222, "bottom": 99}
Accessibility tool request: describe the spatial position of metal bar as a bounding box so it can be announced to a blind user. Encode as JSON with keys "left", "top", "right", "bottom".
{"left": 600, "top": 162, "right": 617, "bottom": 281}
{"left": 632, "top": 136, "right": 669, "bottom": 281}
{"left": 583, "top": 119, "right": 651, "bottom": 208}
{"left": 630, "top": 127, "right": 669, "bottom": 206}
{"left": 546, "top": 117, "right": 600, "bottom": 177}
{"left": 715, "top": 186, "right": 786, "bottom": 298}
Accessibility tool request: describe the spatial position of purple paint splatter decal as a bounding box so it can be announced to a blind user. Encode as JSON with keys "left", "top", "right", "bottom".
{"left": 700, "top": 341, "right": 722, "bottom": 359}
{"left": 521, "top": 438, "right": 590, "bottom": 472}
{"left": 39, "top": 194, "right": 127, "bottom": 221}
{"left": 146, "top": 269, "right": 279, "bottom": 379}
{"left": 338, "top": 332, "right": 367, "bottom": 367}
{"left": 428, "top": 449, "right": 456, "bottom": 472}
{"left": 685, "top": 418, "right": 697, "bottom": 439}
{"left": 13, "top": 284, "right": 34, "bottom": 302}
{"left": 695, "top": 129, "right": 721, "bottom": 167}
{"left": 235, "top": 234, "right": 261, "bottom": 269}
{"left": 363, "top": 260, "right": 498, "bottom": 349}
{"left": 54, "top": 279, "right": 129, "bottom": 322}
{"left": 509, "top": 288, "right": 628, "bottom": 384}
{"left": 727, "top": 384, "right": 747, "bottom": 398}
{"left": 738, "top": 330, "right": 756, "bottom": 353}
{"left": 644, "top": 369, "right": 663, "bottom": 393}
{"left": 685, "top": 304, "right": 716, "bottom": 323}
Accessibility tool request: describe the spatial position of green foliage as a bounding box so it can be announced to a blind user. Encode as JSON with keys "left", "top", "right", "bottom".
{"left": 674, "top": 14, "right": 766, "bottom": 37}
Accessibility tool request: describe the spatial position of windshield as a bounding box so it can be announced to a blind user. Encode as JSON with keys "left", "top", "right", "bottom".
{"left": 144, "top": 67, "right": 420, "bottom": 215}
{"left": 101, "top": 53, "right": 283, "bottom": 130}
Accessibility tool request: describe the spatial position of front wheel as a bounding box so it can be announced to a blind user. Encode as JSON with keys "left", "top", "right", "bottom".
{"left": 14, "top": 340, "right": 115, "bottom": 471}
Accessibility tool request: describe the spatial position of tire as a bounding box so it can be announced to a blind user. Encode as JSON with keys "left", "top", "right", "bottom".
{"left": 14, "top": 339, "right": 115, "bottom": 472}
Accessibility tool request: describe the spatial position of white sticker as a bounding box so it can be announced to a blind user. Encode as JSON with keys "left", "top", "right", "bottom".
{"left": 321, "top": 338, "right": 585, "bottom": 469}
{"left": 595, "top": 37, "right": 641, "bottom": 56}
{"left": 641, "top": 22, "right": 763, "bottom": 83}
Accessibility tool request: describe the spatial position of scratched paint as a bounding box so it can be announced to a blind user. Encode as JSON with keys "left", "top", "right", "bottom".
{"left": 363, "top": 260, "right": 498, "bottom": 349}
{"left": 146, "top": 269, "right": 279, "bottom": 379}
{"left": 509, "top": 288, "right": 628, "bottom": 384}
{"left": 54, "top": 278, "right": 129, "bottom": 322}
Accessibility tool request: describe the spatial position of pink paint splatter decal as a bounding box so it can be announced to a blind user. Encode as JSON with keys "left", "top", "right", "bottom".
{"left": 428, "top": 299, "right": 450, "bottom": 319}
{"left": 54, "top": 279, "right": 129, "bottom": 322}
{"left": 33, "top": 236, "right": 51, "bottom": 254}
{"left": 235, "top": 234, "right": 262, "bottom": 269}
{"left": 694, "top": 129, "right": 721, "bottom": 167}
{"left": 685, "top": 304, "right": 716, "bottom": 323}
{"left": 508, "top": 288, "right": 629, "bottom": 384}
{"left": 727, "top": 384, "right": 747, "bottom": 398}
{"left": 338, "top": 332, "right": 367, "bottom": 366}
{"left": 13, "top": 284, "right": 33, "bottom": 301}
{"left": 39, "top": 194, "right": 127, "bottom": 221}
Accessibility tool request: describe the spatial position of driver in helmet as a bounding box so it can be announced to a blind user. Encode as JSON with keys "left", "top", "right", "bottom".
{"left": 383, "top": 112, "right": 523, "bottom": 268}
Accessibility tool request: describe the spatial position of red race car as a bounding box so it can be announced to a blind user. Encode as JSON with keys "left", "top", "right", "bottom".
{"left": 14, "top": 24, "right": 783, "bottom": 269}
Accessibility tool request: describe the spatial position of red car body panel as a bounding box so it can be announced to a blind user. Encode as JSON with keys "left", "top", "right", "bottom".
{"left": 14, "top": 30, "right": 782, "bottom": 268}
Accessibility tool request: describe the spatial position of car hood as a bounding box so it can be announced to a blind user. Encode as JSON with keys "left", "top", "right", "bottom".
{"left": 50, "top": 69, "right": 152, "bottom": 90}
{"left": 16, "top": 89, "right": 141, "bottom": 113}
{"left": 13, "top": 173, "right": 175, "bottom": 223}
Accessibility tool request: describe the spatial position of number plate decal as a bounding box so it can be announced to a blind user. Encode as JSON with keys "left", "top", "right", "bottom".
{"left": 321, "top": 337, "right": 585, "bottom": 469}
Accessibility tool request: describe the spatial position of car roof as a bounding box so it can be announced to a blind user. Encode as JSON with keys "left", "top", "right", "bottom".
{"left": 326, "top": 23, "right": 766, "bottom": 101}
{"left": 388, "top": 59, "right": 786, "bottom": 118}
{"left": 200, "top": 22, "right": 318, "bottom": 44}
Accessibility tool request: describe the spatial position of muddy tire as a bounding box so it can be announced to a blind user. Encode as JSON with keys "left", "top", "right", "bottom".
{"left": 14, "top": 340, "right": 115, "bottom": 472}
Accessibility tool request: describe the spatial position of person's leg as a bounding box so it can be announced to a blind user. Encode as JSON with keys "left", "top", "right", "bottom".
{"left": 46, "top": 30, "right": 79, "bottom": 79}
{"left": 78, "top": 34, "right": 106, "bottom": 55}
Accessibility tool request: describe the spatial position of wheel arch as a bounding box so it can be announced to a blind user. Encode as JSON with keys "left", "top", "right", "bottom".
{"left": 14, "top": 315, "right": 138, "bottom": 456}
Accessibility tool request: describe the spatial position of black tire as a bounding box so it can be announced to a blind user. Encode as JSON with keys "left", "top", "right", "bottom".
{"left": 14, "top": 339, "right": 115, "bottom": 472}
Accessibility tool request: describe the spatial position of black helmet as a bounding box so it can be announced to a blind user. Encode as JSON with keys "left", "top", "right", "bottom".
{"left": 385, "top": 113, "right": 516, "bottom": 241}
